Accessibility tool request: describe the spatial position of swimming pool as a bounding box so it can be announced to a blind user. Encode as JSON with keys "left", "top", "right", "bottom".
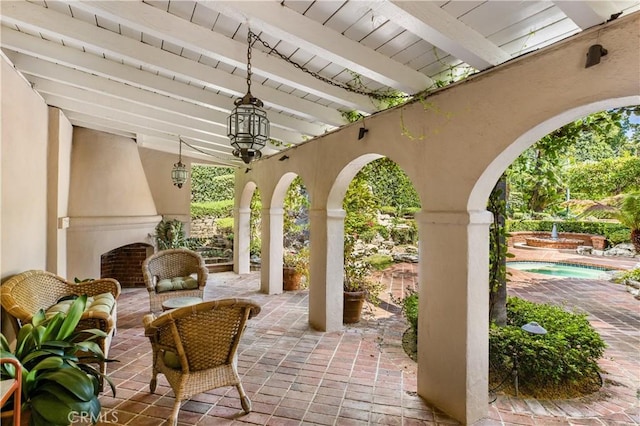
{"left": 506, "top": 261, "right": 613, "bottom": 279}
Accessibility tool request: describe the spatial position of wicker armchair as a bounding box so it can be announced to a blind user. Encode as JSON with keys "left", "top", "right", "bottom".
{"left": 0, "top": 270, "right": 121, "bottom": 377}
{"left": 142, "top": 248, "right": 209, "bottom": 312}
{"left": 143, "top": 298, "right": 261, "bottom": 425}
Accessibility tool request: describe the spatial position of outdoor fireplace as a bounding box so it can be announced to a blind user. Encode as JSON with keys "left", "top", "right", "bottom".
{"left": 101, "top": 243, "right": 153, "bottom": 287}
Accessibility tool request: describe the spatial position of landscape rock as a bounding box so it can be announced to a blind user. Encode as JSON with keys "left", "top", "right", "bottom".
{"left": 576, "top": 246, "right": 592, "bottom": 255}
{"left": 604, "top": 243, "right": 636, "bottom": 258}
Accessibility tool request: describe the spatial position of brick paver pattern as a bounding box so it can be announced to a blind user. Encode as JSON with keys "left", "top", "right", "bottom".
{"left": 95, "top": 249, "right": 638, "bottom": 425}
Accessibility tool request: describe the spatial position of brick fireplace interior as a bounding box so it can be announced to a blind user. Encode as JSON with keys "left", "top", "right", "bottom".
{"left": 101, "top": 243, "right": 154, "bottom": 288}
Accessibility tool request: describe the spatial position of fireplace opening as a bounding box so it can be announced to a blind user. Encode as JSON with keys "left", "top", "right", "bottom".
{"left": 101, "top": 243, "right": 154, "bottom": 288}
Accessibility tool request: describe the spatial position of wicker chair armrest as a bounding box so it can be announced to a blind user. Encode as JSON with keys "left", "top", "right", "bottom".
{"left": 196, "top": 266, "right": 209, "bottom": 289}
{"left": 70, "top": 278, "right": 121, "bottom": 299}
{"left": 142, "top": 313, "right": 157, "bottom": 336}
{"left": 0, "top": 298, "right": 34, "bottom": 323}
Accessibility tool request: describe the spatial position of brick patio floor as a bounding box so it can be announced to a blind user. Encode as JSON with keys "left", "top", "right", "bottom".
{"left": 95, "top": 250, "right": 638, "bottom": 425}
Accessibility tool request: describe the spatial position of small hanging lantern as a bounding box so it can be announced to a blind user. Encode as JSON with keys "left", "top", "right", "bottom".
{"left": 227, "top": 29, "right": 269, "bottom": 164}
{"left": 171, "top": 138, "right": 188, "bottom": 188}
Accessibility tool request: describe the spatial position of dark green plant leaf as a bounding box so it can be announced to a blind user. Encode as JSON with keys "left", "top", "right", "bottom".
{"left": 56, "top": 295, "right": 87, "bottom": 341}
{"left": 38, "top": 368, "right": 96, "bottom": 401}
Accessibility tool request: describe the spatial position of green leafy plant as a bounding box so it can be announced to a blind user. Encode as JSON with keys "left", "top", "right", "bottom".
{"left": 0, "top": 295, "right": 116, "bottom": 426}
{"left": 343, "top": 235, "right": 384, "bottom": 305}
{"left": 612, "top": 268, "right": 640, "bottom": 283}
{"left": 283, "top": 246, "right": 310, "bottom": 285}
{"left": 615, "top": 192, "right": 640, "bottom": 252}
{"left": 155, "top": 219, "right": 186, "bottom": 250}
{"left": 489, "top": 297, "right": 606, "bottom": 397}
{"left": 392, "top": 288, "right": 419, "bottom": 333}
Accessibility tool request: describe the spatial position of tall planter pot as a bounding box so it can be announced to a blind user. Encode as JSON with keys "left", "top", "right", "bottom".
{"left": 343, "top": 290, "right": 366, "bottom": 324}
{"left": 283, "top": 267, "right": 302, "bottom": 291}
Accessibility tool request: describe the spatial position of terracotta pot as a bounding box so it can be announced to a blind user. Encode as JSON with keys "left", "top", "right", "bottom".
{"left": 343, "top": 290, "right": 366, "bottom": 324}
{"left": 283, "top": 267, "right": 302, "bottom": 291}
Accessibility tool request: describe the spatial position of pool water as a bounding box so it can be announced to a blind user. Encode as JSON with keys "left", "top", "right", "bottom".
{"left": 507, "top": 262, "right": 612, "bottom": 279}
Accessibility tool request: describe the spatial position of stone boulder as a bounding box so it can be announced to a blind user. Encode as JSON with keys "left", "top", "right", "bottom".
{"left": 604, "top": 243, "right": 637, "bottom": 258}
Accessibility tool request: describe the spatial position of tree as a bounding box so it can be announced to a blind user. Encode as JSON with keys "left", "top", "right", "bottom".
{"left": 488, "top": 177, "right": 511, "bottom": 326}
{"left": 507, "top": 107, "right": 639, "bottom": 217}
{"left": 616, "top": 192, "right": 640, "bottom": 252}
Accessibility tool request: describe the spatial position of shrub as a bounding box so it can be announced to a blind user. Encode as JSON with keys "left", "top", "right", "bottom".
{"left": 395, "top": 288, "right": 419, "bottom": 332}
{"left": 612, "top": 268, "right": 640, "bottom": 283}
{"left": 390, "top": 220, "right": 418, "bottom": 245}
{"left": 191, "top": 166, "right": 235, "bottom": 202}
{"left": 490, "top": 297, "right": 606, "bottom": 395}
{"left": 366, "top": 254, "right": 394, "bottom": 271}
{"left": 607, "top": 229, "right": 631, "bottom": 245}
{"left": 506, "top": 219, "right": 629, "bottom": 245}
{"left": 215, "top": 217, "right": 234, "bottom": 233}
{"left": 190, "top": 200, "right": 234, "bottom": 219}
{"left": 380, "top": 206, "right": 397, "bottom": 216}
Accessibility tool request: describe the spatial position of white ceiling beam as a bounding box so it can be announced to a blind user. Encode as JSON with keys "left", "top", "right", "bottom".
{"left": 552, "top": 1, "right": 620, "bottom": 29}
{"left": 6, "top": 50, "right": 303, "bottom": 143}
{"left": 367, "top": 0, "right": 511, "bottom": 71}
{"left": 27, "top": 76, "right": 240, "bottom": 145}
{"left": 0, "top": 1, "right": 346, "bottom": 126}
{"left": 41, "top": 93, "right": 239, "bottom": 151}
{"left": 66, "top": 0, "right": 377, "bottom": 114}
{"left": 200, "top": 0, "right": 433, "bottom": 94}
{"left": 0, "top": 27, "right": 327, "bottom": 138}
{"left": 65, "top": 111, "right": 243, "bottom": 167}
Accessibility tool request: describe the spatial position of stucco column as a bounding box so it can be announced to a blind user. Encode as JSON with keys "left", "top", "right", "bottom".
{"left": 261, "top": 207, "right": 284, "bottom": 294}
{"left": 415, "top": 210, "right": 492, "bottom": 425}
{"left": 308, "top": 208, "right": 345, "bottom": 332}
{"left": 234, "top": 207, "right": 251, "bottom": 274}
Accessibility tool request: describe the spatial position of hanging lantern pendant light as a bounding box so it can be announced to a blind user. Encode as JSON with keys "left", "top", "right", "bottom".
{"left": 227, "top": 29, "right": 269, "bottom": 164}
{"left": 171, "top": 138, "right": 188, "bottom": 188}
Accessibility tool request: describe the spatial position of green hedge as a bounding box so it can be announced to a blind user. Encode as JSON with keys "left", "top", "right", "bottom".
{"left": 566, "top": 156, "right": 640, "bottom": 199}
{"left": 191, "top": 165, "right": 235, "bottom": 203}
{"left": 506, "top": 219, "right": 629, "bottom": 244}
{"left": 190, "top": 200, "right": 234, "bottom": 219}
{"left": 490, "top": 297, "right": 605, "bottom": 393}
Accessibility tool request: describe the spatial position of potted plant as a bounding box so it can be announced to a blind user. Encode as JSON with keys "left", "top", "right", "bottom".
{"left": 343, "top": 236, "right": 384, "bottom": 323}
{"left": 283, "top": 246, "right": 309, "bottom": 291}
{"left": 0, "top": 295, "right": 116, "bottom": 426}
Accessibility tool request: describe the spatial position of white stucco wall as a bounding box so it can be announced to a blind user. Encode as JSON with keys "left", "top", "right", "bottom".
{"left": 138, "top": 146, "right": 193, "bottom": 229}
{"left": 66, "top": 128, "right": 161, "bottom": 279}
{"left": 1, "top": 57, "right": 49, "bottom": 277}
{"left": 233, "top": 14, "right": 640, "bottom": 424}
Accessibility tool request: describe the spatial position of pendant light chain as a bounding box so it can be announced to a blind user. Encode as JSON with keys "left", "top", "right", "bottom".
{"left": 246, "top": 30, "right": 253, "bottom": 93}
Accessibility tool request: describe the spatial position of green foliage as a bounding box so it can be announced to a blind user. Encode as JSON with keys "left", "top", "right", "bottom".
{"left": 190, "top": 199, "right": 234, "bottom": 219}
{"left": 250, "top": 190, "right": 262, "bottom": 257}
{"left": 190, "top": 165, "right": 235, "bottom": 203}
{"left": 343, "top": 235, "right": 384, "bottom": 305}
{"left": 566, "top": 156, "right": 640, "bottom": 199}
{"left": 490, "top": 297, "right": 606, "bottom": 392}
{"left": 366, "top": 254, "right": 394, "bottom": 271}
{"left": 612, "top": 268, "right": 640, "bottom": 283}
{"left": 283, "top": 246, "right": 310, "bottom": 284}
{"left": 506, "top": 219, "right": 629, "bottom": 245}
{"left": 155, "top": 219, "right": 186, "bottom": 249}
{"left": 359, "top": 158, "right": 421, "bottom": 211}
{"left": 616, "top": 192, "right": 640, "bottom": 231}
{"left": 343, "top": 173, "right": 379, "bottom": 239}
{"left": 607, "top": 229, "right": 631, "bottom": 245}
{"left": 215, "top": 217, "right": 234, "bottom": 233}
{"left": 284, "top": 177, "right": 309, "bottom": 249}
{"left": 0, "top": 296, "right": 116, "bottom": 426}
{"left": 392, "top": 288, "right": 419, "bottom": 332}
{"left": 389, "top": 220, "right": 418, "bottom": 245}
{"left": 507, "top": 107, "right": 639, "bottom": 216}
{"left": 488, "top": 178, "right": 512, "bottom": 325}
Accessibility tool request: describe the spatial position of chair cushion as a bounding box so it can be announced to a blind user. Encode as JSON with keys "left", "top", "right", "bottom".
{"left": 156, "top": 276, "right": 198, "bottom": 293}
{"left": 162, "top": 350, "right": 182, "bottom": 369}
{"left": 45, "top": 292, "right": 116, "bottom": 318}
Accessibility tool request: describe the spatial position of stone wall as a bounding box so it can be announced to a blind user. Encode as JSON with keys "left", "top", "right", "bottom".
{"left": 508, "top": 231, "right": 607, "bottom": 250}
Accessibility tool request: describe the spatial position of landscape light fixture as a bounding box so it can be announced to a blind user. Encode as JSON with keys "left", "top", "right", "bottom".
{"left": 279, "top": 155, "right": 289, "bottom": 161}
{"left": 521, "top": 321, "right": 547, "bottom": 335}
{"left": 171, "top": 138, "right": 188, "bottom": 188}
{"left": 227, "top": 29, "right": 269, "bottom": 164}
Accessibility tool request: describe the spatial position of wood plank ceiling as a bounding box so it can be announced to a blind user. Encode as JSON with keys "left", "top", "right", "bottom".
{"left": 2, "top": 0, "right": 638, "bottom": 167}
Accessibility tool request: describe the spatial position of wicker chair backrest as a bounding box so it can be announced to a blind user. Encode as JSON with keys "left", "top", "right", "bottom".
{"left": 151, "top": 299, "right": 260, "bottom": 372}
{"left": 145, "top": 250, "right": 203, "bottom": 280}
